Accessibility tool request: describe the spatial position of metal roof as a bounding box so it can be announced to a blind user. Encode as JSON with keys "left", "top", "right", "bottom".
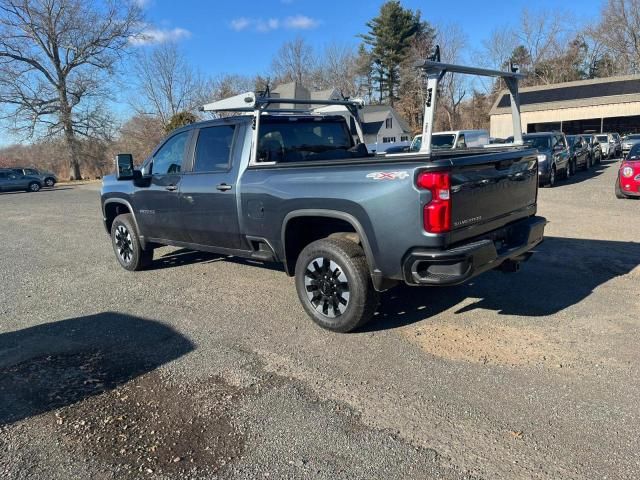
{"left": 490, "top": 74, "right": 640, "bottom": 115}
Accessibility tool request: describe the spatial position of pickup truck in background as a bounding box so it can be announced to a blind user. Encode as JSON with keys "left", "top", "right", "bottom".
{"left": 384, "top": 130, "right": 489, "bottom": 154}
{"left": 101, "top": 58, "right": 546, "bottom": 333}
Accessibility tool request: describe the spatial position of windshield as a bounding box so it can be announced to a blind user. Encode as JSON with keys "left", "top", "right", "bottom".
{"left": 522, "top": 136, "right": 551, "bottom": 150}
{"left": 257, "top": 118, "right": 361, "bottom": 163}
{"left": 597, "top": 135, "right": 608, "bottom": 142}
{"left": 431, "top": 134, "right": 456, "bottom": 149}
{"left": 629, "top": 144, "right": 640, "bottom": 159}
{"left": 624, "top": 134, "right": 640, "bottom": 140}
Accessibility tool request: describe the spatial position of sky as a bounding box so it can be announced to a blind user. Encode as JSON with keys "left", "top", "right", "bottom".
{"left": 137, "top": 0, "right": 604, "bottom": 78}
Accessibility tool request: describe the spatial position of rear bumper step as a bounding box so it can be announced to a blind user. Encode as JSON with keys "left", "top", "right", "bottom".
{"left": 402, "top": 216, "right": 547, "bottom": 286}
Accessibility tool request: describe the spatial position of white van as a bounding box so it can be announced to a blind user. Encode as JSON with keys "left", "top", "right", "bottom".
{"left": 409, "top": 130, "right": 489, "bottom": 152}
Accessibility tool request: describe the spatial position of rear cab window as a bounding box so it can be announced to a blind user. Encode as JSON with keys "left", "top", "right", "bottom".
{"left": 256, "top": 116, "right": 366, "bottom": 164}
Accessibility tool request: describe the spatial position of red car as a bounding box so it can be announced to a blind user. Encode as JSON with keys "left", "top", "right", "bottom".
{"left": 616, "top": 143, "right": 640, "bottom": 199}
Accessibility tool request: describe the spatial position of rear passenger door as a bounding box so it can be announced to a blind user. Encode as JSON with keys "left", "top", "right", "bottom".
{"left": 178, "top": 124, "right": 241, "bottom": 249}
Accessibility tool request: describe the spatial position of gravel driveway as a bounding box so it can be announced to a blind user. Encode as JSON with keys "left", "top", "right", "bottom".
{"left": 1, "top": 159, "right": 639, "bottom": 479}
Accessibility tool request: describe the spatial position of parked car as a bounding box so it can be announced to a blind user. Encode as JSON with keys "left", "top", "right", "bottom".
{"left": 621, "top": 134, "right": 640, "bottom": 158}
{"left": 509, "top": 132, "right": 571, "bottom": 187}
{"left": 597, "top": 133, "right": 622, "bottom": 158}
{"left": 581, "top": 134, "right": 602, "bottom": 165}
{"left": 101, "top": 89, "right": 546, "bottom": 333}
{"left": 566, "top": 135, "right": 591, "bottom": 171}
{"left": 10, "top": 167, "right": 57, "bottom": 187}
{"left": 615, "top": 143, "right": 640, "bottom": 199}
{"left": 0, "top": 169, "right": 43, "bottom": 192}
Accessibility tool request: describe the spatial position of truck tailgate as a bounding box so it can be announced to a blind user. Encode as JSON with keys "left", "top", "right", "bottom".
{"left": 447, "top": 148, "right": 539, "bottom": 244}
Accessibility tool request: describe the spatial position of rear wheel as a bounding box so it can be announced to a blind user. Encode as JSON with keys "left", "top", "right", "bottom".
{"left": 27, "top": 182, "right": 41, "bottom": 192}
{"left": 110, "top": 213, "right": 153, "bottom": 271}
{"left": 295, "top": 238, "right": 378, "bottom": 333}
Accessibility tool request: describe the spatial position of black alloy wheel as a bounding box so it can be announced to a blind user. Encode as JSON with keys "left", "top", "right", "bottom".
{"left": 114, "top": 224, "right": 134, "bottom": 265}
{"left": 304, "top": 257, "right": 350, "bottom": 318}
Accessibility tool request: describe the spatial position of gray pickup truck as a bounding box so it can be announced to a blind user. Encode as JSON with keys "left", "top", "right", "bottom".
{"left": 101, "top": 59, "right": 546, "bottom": 332}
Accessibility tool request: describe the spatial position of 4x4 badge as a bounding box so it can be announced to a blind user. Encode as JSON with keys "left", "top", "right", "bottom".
{"left": 366, "top": 171, "right": 410, "bottom": 180}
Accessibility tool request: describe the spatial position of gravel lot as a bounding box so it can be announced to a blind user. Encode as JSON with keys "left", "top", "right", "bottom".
{"left": 1, "top": 159, "right": 639, "bottom": 479}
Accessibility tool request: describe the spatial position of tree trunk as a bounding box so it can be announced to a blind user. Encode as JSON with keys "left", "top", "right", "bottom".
{"left": 58, "top": 88, "right": 81, "bottom": 180}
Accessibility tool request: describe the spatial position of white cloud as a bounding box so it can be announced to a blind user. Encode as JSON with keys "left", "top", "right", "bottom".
{"left": 130, "top": 26, "right": 192, "bottom": 46}
{"left": 229, "top": 15, "right": 320, "bottom": 33}
{"left": 284, "top": 15, "right": 319, "bottom": 30}
{"left": 230, "top": 17, "right": 251, "bottom": 31}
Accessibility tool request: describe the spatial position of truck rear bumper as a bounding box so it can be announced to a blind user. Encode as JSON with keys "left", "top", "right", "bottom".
{"left": 402, "top": 216, "right": 547, "bottom": 286}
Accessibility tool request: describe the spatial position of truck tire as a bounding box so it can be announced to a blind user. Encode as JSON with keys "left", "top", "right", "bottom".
{"left": 615, "top": 178, "right": 627, "bottom": 199}
{"left": 110, "top": 213, "right": 153, "bottom": 271}
{"left": 295, "top": 238, "right": 378, "bottom": 333}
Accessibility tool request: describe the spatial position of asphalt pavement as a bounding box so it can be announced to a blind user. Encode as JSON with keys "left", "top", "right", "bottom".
{"left": 1, "top": 158, "right": 639, "bottom": 479}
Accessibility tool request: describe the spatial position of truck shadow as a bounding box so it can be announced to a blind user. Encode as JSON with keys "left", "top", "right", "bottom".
{"left": 0, "top": 312, "right": 194, "bottom": 426}
{"left": 148, "top": 248, "right": 285, "bottom": 273}
{"left": 365, "top": 236, "right": 640, "bottom": 332}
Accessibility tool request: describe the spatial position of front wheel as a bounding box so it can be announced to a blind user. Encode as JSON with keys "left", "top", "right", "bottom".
{"left": 547, "top": 165, "right": 557, "bottom": 187}
{"left": 295, "top": 238, "right": 378, "bottom": 333}
{"left": 615, "top": 177, "right": 627, "bottom": 199}
{"left": 44, "top": 177, "right": 55, "bottom": 187}
{"left": 110, "top": 213, "right": 153, "bottom": 271}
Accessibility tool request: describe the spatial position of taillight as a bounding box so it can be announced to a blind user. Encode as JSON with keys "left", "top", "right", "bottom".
{"left": 417, "top": 172, "right": 451, "bottom": 233}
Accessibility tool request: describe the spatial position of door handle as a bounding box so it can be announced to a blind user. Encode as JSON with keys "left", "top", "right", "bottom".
{"left": 165, "top": 185, "right": 177, "bottom": 191}
{"left": 216, "top": 183, "right": 232, "bottom": 192}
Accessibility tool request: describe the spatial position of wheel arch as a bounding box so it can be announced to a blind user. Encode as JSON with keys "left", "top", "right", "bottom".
{"left": 281, "top": 209, "right": 377, "bottom": 276}
{"left": 103, "top": 199, "right": 143, "bottom": 244}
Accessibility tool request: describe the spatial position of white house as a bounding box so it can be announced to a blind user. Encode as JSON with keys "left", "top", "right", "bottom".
{"left": 270, "top": 82, "right": 413, "bottom": 151}
{"left": 359, "top": 105, "right": 412, "bottom": 151}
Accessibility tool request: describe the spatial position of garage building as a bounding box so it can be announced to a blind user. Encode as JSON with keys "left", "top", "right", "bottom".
{"left": 489, "top": 75, "right": 640, "bottom": 138}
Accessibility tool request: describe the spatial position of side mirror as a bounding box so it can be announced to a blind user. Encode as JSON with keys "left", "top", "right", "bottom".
{"left": 115, "top": 153, "right": 135, "bottom": 180}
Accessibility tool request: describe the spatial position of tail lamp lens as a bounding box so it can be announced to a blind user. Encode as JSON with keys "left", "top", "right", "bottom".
{"left": 417, "top": 172, "right": 451, "bottom": 233}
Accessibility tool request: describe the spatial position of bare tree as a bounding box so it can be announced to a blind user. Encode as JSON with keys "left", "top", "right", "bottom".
{"left": 270, "top": 36, "right": 316, "bottom": 86}
{"left": 590, "top": 0, "right": 640, "bottom": 74}
{"left": 314, "top": 43, "right": 363, "bottom": 98}
{"left": 0, "top": 0, "right": 141, "bottom": 179}
{"left": 435, "top": 23, "right": 468, "bottom": 130}
{"left": 132, "top": 42, "right": 210, "bottom": 127}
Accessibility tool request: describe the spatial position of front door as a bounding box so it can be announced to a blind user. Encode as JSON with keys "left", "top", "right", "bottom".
{"left": 178, "top": 124, "right": 241, "bottom": 249}
{"left": 134, "top": 130, "right": 192, "bottom": 242}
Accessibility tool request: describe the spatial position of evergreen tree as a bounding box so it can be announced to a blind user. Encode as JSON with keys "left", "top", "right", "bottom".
{"left": 359, "top": 1, "right": 434, "bottom": 105}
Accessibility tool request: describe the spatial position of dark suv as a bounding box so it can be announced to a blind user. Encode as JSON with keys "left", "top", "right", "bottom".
{"left": 512, "top": 133, "right": 571, "bottom": 187}
{"left": 566, "top": 135, "right": 591, "bottom": 171}
{"left": 0, "top": 169, "right": 43, "bottom": 192}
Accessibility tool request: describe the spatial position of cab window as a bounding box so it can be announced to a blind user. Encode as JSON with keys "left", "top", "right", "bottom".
{"left": 152, "top": 131, "right": 189, "bottom": 175}
{"left": 455, "top": 134, "right": 466, "bottom": 149}
{"left": 193, "top": 125, "right": 235, "bottom": 172}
